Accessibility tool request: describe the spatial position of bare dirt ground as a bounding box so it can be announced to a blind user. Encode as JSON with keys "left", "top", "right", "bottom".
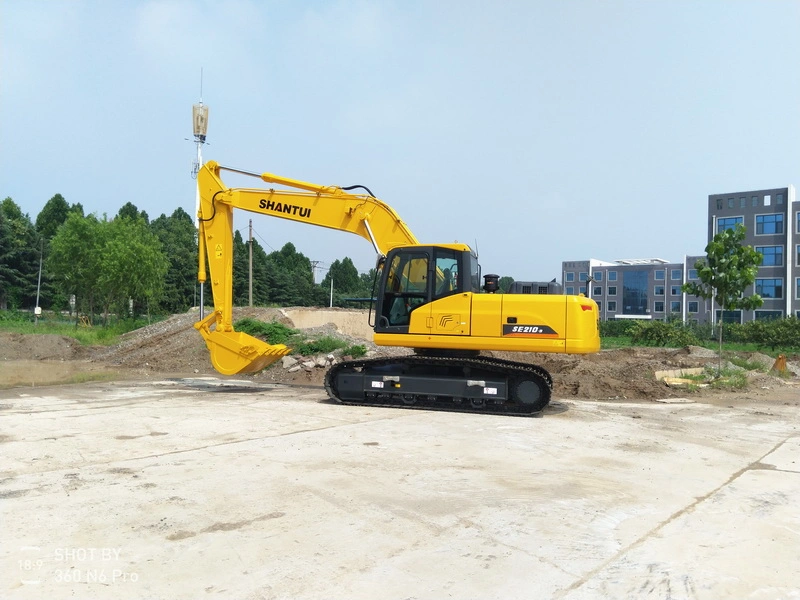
{"left": 1, "top": 307, "right": 798, "bottom": 406}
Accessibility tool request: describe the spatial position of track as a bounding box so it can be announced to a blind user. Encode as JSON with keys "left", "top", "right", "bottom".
{"left": 324, "top": 354, "right": 553, "bottom": 417}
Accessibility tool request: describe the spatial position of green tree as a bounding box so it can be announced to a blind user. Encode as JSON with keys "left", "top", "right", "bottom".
{"left": 0, "top": 198, "right": 41, "bottom": 309}
{"left": 250, "top": 238, "right": 273, "bottom": 305}
{"left": 498, "top": 276, "right": 514, "bottom": 293}
{"left": 265, "top": 243, "right": 315, "bottom": 306}
{"left": 320, "top": 258, "right": 360, "bottom": 295}
{"left": 35, "top": 194, "right": 71, "bottom": 239}
{"left": 48, "top": 213, "right": 168, "bottom": 323}
{"left": 682, "top": 223, "right": 763, "bottom": 372}
{"left": 97, "top": 217, "right": 168, "bottom": 320}
{"left": 232, "top": 230, "right": 249, "bottom": 305}
{"left": 357, "top": 268, "right": 379, "bottom": 299}
{"left": 117, "top": 202, "right": 149, "bottom": 224}
{"left": 47, "top": 212, "right": 105, "bottom": 321}
{"left": 34, "top": 193, "right": 83, "bottom": 311}
{"left": 150, "top": 208, "right": 198, "bottom": 313}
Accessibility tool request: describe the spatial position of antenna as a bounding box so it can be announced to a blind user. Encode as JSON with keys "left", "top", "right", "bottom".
{"left": 191, "top": 69, "right": 209, "bottom": 180}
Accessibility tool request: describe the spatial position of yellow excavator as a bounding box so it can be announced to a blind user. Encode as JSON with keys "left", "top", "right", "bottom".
{"left": 195, "top": 161, "right": 599, "bottom": 414}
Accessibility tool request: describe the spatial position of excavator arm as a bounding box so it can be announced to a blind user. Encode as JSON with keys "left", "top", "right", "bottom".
{"left": 194, "top": 161, "right": 419, "bottom": 375}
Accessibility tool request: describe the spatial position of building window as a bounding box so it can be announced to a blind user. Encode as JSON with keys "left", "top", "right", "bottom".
{"left": 608, "top": 286, "right": 617, "bottom": 296}
{"left": 596, "top": 301, "right": 602, "bottom": 312}
{"left": 797, "top": 212, "right": 800, "bottom": 234}
{"left": 608, "top": 271, "right": 617, "bottom": 281}
{"left": 755, "top": 310, "right": 783, "bottom": 321}
{"left": 654, "top": 301, "right": 665, "bottom": 312}
{"left": 755, "top": 214, "right": 783, "bottom": 235}
{"left": 716, "top": 198, "right": 723, "bottom": 210}
{"left": 593, "top": 271, "right": 603, "bottom": 282}
{"left": 755, "top": 245, "right": 783, "bottom": 267}
{"left": 579, "top": 272, "right": 588, "bottom": 282}
{"left": 756, "top": 278, "right": 783, "bottom": 299}
{"left": 688, "top": 268, "right": 698, "bottom": 280}
{"left": 670, "top": 301, "right": 681, "bottom": 313}
{"left": 716, "top": 310, "right": 742, "bottom": 324}
{"left": 654, "top": 270, "right": 665, "bottom": 280}
{"left": 671, "top": 285, "right": 681, "bottom": 296}
{"left": 797, "top": 245, "right": 800, "bottom": 267}
{"left": 670, "top": 269, "right": 681, "bottom": 280}
{"left": 717, "top": 217, "right": 743, "bottom": 233}
{"left": 593, "top": 286, "right": 602, "bottom": 297}
{"left": 566, "top": 286, "right": 574, "bottom": 295}
{"left": 688, "top": 301, "right": 699, "bottom": 313}
{"left": 622, "top": 270, "right": 649, "bottom": 315}
{"left": 764, "top": 195, "right": 771, "bottom": 206}
{"left": 796, "top": 278, "right": 800, "bottom": 300}
{"left": 776, "top": 193, "right": 784, "bottom": 205}
{"left": 727, "top": 198, "right": 735, "bottom": 209}
{"left": 565, "top": 272, "right": 575, "bottom": 282}
{"left": 608, "top": 301, "right": 617, "bottom": 312}
{"left": 752, "top": 196, "right": 758, "bottom": 207}
{"left": 654, "top": 285, "right": 665, "bottom": 295}
{"left": 739, "top": 197, "right": 746, "bottom": 209}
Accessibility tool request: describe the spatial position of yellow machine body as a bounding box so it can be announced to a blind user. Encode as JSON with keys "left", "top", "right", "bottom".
{"left": 194, "top": 161, "right": 599, "bottom": 376}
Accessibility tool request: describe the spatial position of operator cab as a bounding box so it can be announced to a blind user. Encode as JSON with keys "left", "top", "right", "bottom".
{"left": 373, "top": 245, "right": 480, "bottom": 334}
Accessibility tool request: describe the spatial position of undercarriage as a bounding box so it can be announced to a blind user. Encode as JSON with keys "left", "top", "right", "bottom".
{"left": 324, "top": 354, "right": 553, "bottom": 416}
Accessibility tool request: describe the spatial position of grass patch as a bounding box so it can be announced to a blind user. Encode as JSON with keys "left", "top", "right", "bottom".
{"left": 341, "top": 344, "right": 367, "bottom": 358}
{"left": 728, "top": 356, "right": 768, "bottom": 372}
{"left": 0, "top": 317, "right": 151, "bottom": 346}
{"left": 67, "top": 372, "right": 120, "bottom": 385}
{"left": 295, "top": 336, "right": 349, "bottom": 356}
{"left": 681, "top": 373, "right": 708, "bottom": 382}
{"left": 234, "top": 318, "right": 299, "bottom": 345}
{"left": 601, "top": 336, "right": 632, "bottom": 349}
{"left": 706, "top": 367, "right": 749, "bottom": 390}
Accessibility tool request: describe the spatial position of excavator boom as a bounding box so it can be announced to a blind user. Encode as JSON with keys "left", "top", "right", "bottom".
{"left": 195, "top": 161, "right": 420, "bottom": 375}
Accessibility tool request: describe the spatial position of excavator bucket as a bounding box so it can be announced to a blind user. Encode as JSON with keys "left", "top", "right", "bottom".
{"left": 194, "top": 313, "right": 290, "bottom": 375}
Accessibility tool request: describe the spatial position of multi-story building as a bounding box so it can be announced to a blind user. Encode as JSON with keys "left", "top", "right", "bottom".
{"left": 562, "top": 258, "right": 708, "bottom": 323}
{"left": 562, "top": 185, "right": 800, "bottom": 323}
{"left": 708, "top": 186, "right": 799, "bottom": 322}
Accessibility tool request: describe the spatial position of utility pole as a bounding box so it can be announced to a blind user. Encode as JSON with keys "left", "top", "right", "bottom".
{"left": 248, "top": 219, "right": 253, "bottom": 307}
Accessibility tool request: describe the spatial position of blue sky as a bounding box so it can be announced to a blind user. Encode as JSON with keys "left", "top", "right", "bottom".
{"left": 2, "top": 0, "right": 799, "bottom": 281}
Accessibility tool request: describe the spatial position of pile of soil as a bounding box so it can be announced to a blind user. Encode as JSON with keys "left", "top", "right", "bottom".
{"left": 1, "top": 308, "right": 798, "bottom": 402}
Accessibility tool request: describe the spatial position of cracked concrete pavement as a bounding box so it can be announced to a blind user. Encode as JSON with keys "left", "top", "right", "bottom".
{"left": 1, "top": 378, "right": 798, "bottom": 599}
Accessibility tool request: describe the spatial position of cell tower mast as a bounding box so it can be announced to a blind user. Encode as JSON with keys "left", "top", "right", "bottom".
{"left": 192, "top": 70, "right": 209, "bottom": 316}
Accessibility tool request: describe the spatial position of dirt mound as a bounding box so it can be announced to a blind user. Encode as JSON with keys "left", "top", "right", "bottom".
{"left": 0, "top": 332, "right": 83, "bottom": 361}
{"left": 2, "top": 308, "right": 798, "bottom": 401}
{"left": 92, "top": 307, "right": 289, "bottom": 375}
{"left": 486, "top": 346, "right": 719, "bottom": 400}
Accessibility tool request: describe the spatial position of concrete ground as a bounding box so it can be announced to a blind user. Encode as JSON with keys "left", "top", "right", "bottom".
{"left": 1, "top": 379, "right": 798, "bottom": 600}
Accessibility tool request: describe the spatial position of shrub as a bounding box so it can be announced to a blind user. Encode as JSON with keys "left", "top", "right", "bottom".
{"left": 629, "top": 320, "right": 700, "bottom": 347}
{"left": 294, "top": 336, "right": 347, "bottom": 356}
{"left": 234, "top": 318, "right": 298, "bottom": 345}
{"left": 600, "top": 319, "right": 639, "bottom": 338}
{"left": 341, "top": 344, "right": 367, "bottom": 358}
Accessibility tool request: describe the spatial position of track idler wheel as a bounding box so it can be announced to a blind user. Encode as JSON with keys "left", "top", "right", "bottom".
{"left": 511, "top": 376, "right": 550, "bottom": 412}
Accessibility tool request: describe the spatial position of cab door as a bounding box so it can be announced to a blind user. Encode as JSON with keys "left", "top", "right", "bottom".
{"left": 375, "top": 249, "right": 430, "bottom": 334}
{"left": 425, "top": 249, "right": 471, "bottom": 336}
